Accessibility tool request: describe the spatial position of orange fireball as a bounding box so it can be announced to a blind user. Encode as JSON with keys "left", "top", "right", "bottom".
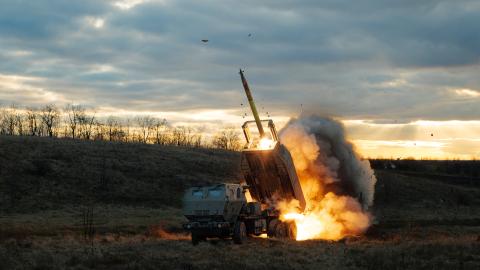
{"left": 278, "top": 120, "right": 373, "bottom": 241}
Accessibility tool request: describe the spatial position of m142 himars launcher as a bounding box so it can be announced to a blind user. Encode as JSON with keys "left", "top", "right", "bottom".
{"left": 182, "top": 70, "right": 306, "bottom": 244}
{"left": 239, "top": 70, "right": 306, "bottom": 211}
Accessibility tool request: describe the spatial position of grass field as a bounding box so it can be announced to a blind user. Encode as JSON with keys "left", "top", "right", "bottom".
{"left": 1, "top": 136, "right": 479, "bottom": 269}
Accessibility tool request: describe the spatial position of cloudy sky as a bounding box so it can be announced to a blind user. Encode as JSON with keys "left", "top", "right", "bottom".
{"left": 1, "top": 0, "right": 479, "bottom": 159}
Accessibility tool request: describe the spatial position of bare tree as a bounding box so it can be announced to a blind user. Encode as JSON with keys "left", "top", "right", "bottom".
{"left": 14, "top": 109, "right": 24, "bottom": 136}
{"left": 212, "top": 127, "right": 241, "bottom": 151}
{"left": 0, "top": 106, "right": 7, "bottom": 135}
{"left": 106, "top": 116, "right": 126, "bottom": 142}
{"left": 172, "top": 126, "right": 187, "bottom": 146}
{"left": 25, "top": 107, "right": 40, "bottom": 136}
{"left": 0, "top": 102, "right": 238, "bottom": 151}
{"left": 0, "top": 107, "right": 4, "bottom": 135}
{"left": 106, "top": 116, "right": 117, "bottom": 141}
{"left": 191, "top": 134, "right": 203, "bottom": 148}
{"left": 94, "top": 120, "right": 106, "bottom": 141}
{"left": 212, "top": 132, "right": 228, "bottom": 149}
{"left": 168, "top": 126, "right": 204, "bottom": 148}
{"left": 65, "top": 104, "right": 85, "bottom": 139}
{"left": 124, "top": 118, "right": 131, "bottom": 142}
{"left": 153, "top": 118, "right": 168, "bottom": 145}
{"left": 78, "top": 112, "right": 96, "bottom": 140}
{"left": 135, "top": 116, "right": 155, "bottom": 143}
{"left": 40, "top": 104, "right": 60, "bottom": 137}
{"left": 1, "top": 104, "right": 18, "bottom": 135}
{"left": 185, "top": 127, "right": 194, "bottom": 147}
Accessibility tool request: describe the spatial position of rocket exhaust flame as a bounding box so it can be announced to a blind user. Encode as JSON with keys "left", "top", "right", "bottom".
{"left": 259, "top": 137, "right": 275, "bottom": 150}
{"left": 277, "top": 115, "right": 376, "bottom": 241}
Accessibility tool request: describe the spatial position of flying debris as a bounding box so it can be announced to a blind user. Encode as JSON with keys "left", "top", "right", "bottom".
{"left": 248, "top": 33, "right": 252, "bottom": 37}
{"left": 431, "top": 133, "right": 434, "bottom": 137}
{"left": 201, "top": 39, "right": 209, "bottom": 43}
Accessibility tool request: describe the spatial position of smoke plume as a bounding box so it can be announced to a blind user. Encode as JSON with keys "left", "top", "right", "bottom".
{"left": 278, "top": 115, "right": 377, "bottom": 240}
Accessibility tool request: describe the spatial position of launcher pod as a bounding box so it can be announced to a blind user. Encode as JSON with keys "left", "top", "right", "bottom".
{"left": 182, "top": 70, "right": 305, "bottom": 244}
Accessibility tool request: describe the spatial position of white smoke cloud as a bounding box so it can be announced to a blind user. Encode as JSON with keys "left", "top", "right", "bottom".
{"left": 279, "top": 115, "right": 377, "bottom": 207}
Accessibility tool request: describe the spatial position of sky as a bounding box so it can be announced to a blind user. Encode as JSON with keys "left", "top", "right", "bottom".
{"left": 0, "top": 0, "right": 479, "bottom": 159}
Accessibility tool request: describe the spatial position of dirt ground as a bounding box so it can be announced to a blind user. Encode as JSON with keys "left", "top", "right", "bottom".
{"left": 1, "top": 227, "right": 479, "bottom": 270}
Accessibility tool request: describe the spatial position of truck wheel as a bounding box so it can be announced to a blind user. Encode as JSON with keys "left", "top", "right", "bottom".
{"left": 191, "top": 231, "right": 204, "bottom": 245}
{"left": 286, "top": 221, "right": 297, "bottom": 240}
{"left": 267, "top": 219, "right": 279, "bottom": 238}
{"left": 275, "top": 222, "right": 288, "bottom": 238}
{"left": 233, "top": 221, "right": 247, "bottom": 244}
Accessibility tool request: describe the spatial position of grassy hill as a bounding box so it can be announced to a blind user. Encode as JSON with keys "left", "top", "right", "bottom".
{"left": 1, "top": 135, "right": 479, "bottom": 223}
{"left": 0, "top": 135, "right": 241, "bottom": 213}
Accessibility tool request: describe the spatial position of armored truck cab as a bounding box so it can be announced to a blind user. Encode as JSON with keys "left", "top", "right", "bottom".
{"left": 183, "top": 183, "right": 266, "bottom": 244}
{"left": 183, "top": 184, "right": 245, "bottom": 224}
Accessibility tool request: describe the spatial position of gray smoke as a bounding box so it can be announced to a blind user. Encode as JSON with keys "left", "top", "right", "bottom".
{"left": 279, "top": 115, "right": 377, "bottom": 207}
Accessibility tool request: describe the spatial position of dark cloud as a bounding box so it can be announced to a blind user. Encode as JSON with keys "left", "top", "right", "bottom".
{"left": 0, "top": 0, "right": 479, "bottom": 122}
{"left": 0, "top": 0, "right": 109, "bottom": 39}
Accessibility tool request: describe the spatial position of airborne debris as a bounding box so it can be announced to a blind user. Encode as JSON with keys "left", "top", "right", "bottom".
{"left": 201, "top": 39, "right": 209, "bottom": 43}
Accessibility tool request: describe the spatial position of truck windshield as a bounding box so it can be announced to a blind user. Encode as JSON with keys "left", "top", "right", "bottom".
{"left": 208, "top": 189, "right": 223, "bottom": 198}
{"left": 192, "top": 190, "right": 203, "bottom": 197}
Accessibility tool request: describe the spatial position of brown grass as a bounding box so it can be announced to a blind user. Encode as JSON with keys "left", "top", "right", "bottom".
{"left": 0, "top": 232, "right": 479, "bottom": 270}
{"left": 146, "top": 224, "right": 190, "bottom": 240}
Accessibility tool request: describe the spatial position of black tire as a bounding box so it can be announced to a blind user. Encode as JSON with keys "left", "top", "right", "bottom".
{"left": 191, "top": 231, "right": 204, "bottom": 245}
{"left": 267, "top": 219, "right": 279, "bottom": 238}
{"left": 233, "top": 221, "right": 247, "bottom": 244}
{"left": 275, "top": 222, "right": 288, "bottom": 238}
{"left": 286, "top": 221, "right": 297, "bottom": 240}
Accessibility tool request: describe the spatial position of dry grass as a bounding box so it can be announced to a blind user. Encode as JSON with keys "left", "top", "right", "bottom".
{"left": 0, "top": 231, "right": 479, "bottom": 270}
{"left": 0, "top": 206, "right": 186, "bottom": 241}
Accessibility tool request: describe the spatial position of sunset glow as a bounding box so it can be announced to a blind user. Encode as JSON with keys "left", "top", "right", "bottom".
{"left": 0, "top": 0, "right": 478, "bottom": 160}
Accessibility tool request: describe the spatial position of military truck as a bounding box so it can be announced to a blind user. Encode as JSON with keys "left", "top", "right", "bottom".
{"left": 183, "top": 183, "right": 266, "bottom": 244}
{"left": 182, "top": 70, "right": 305, "bottom": 244}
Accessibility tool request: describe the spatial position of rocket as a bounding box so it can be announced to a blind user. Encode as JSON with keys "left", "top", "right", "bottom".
{"left": 239, "top": 69, "right": 265, "bottom": 138}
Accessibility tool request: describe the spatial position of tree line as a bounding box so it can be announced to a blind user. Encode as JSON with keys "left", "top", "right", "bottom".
{"left": 0, "top": 103, "right": 243, "bottom": 151}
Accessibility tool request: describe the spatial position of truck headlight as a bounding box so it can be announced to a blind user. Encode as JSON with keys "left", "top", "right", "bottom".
{"left": 217, "top": 224, "right": 222, "bottom": 228}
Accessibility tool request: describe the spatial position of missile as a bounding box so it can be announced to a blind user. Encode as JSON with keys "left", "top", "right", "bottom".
{"left": 239, "top": 69, "right": 265, "bottom": 137}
